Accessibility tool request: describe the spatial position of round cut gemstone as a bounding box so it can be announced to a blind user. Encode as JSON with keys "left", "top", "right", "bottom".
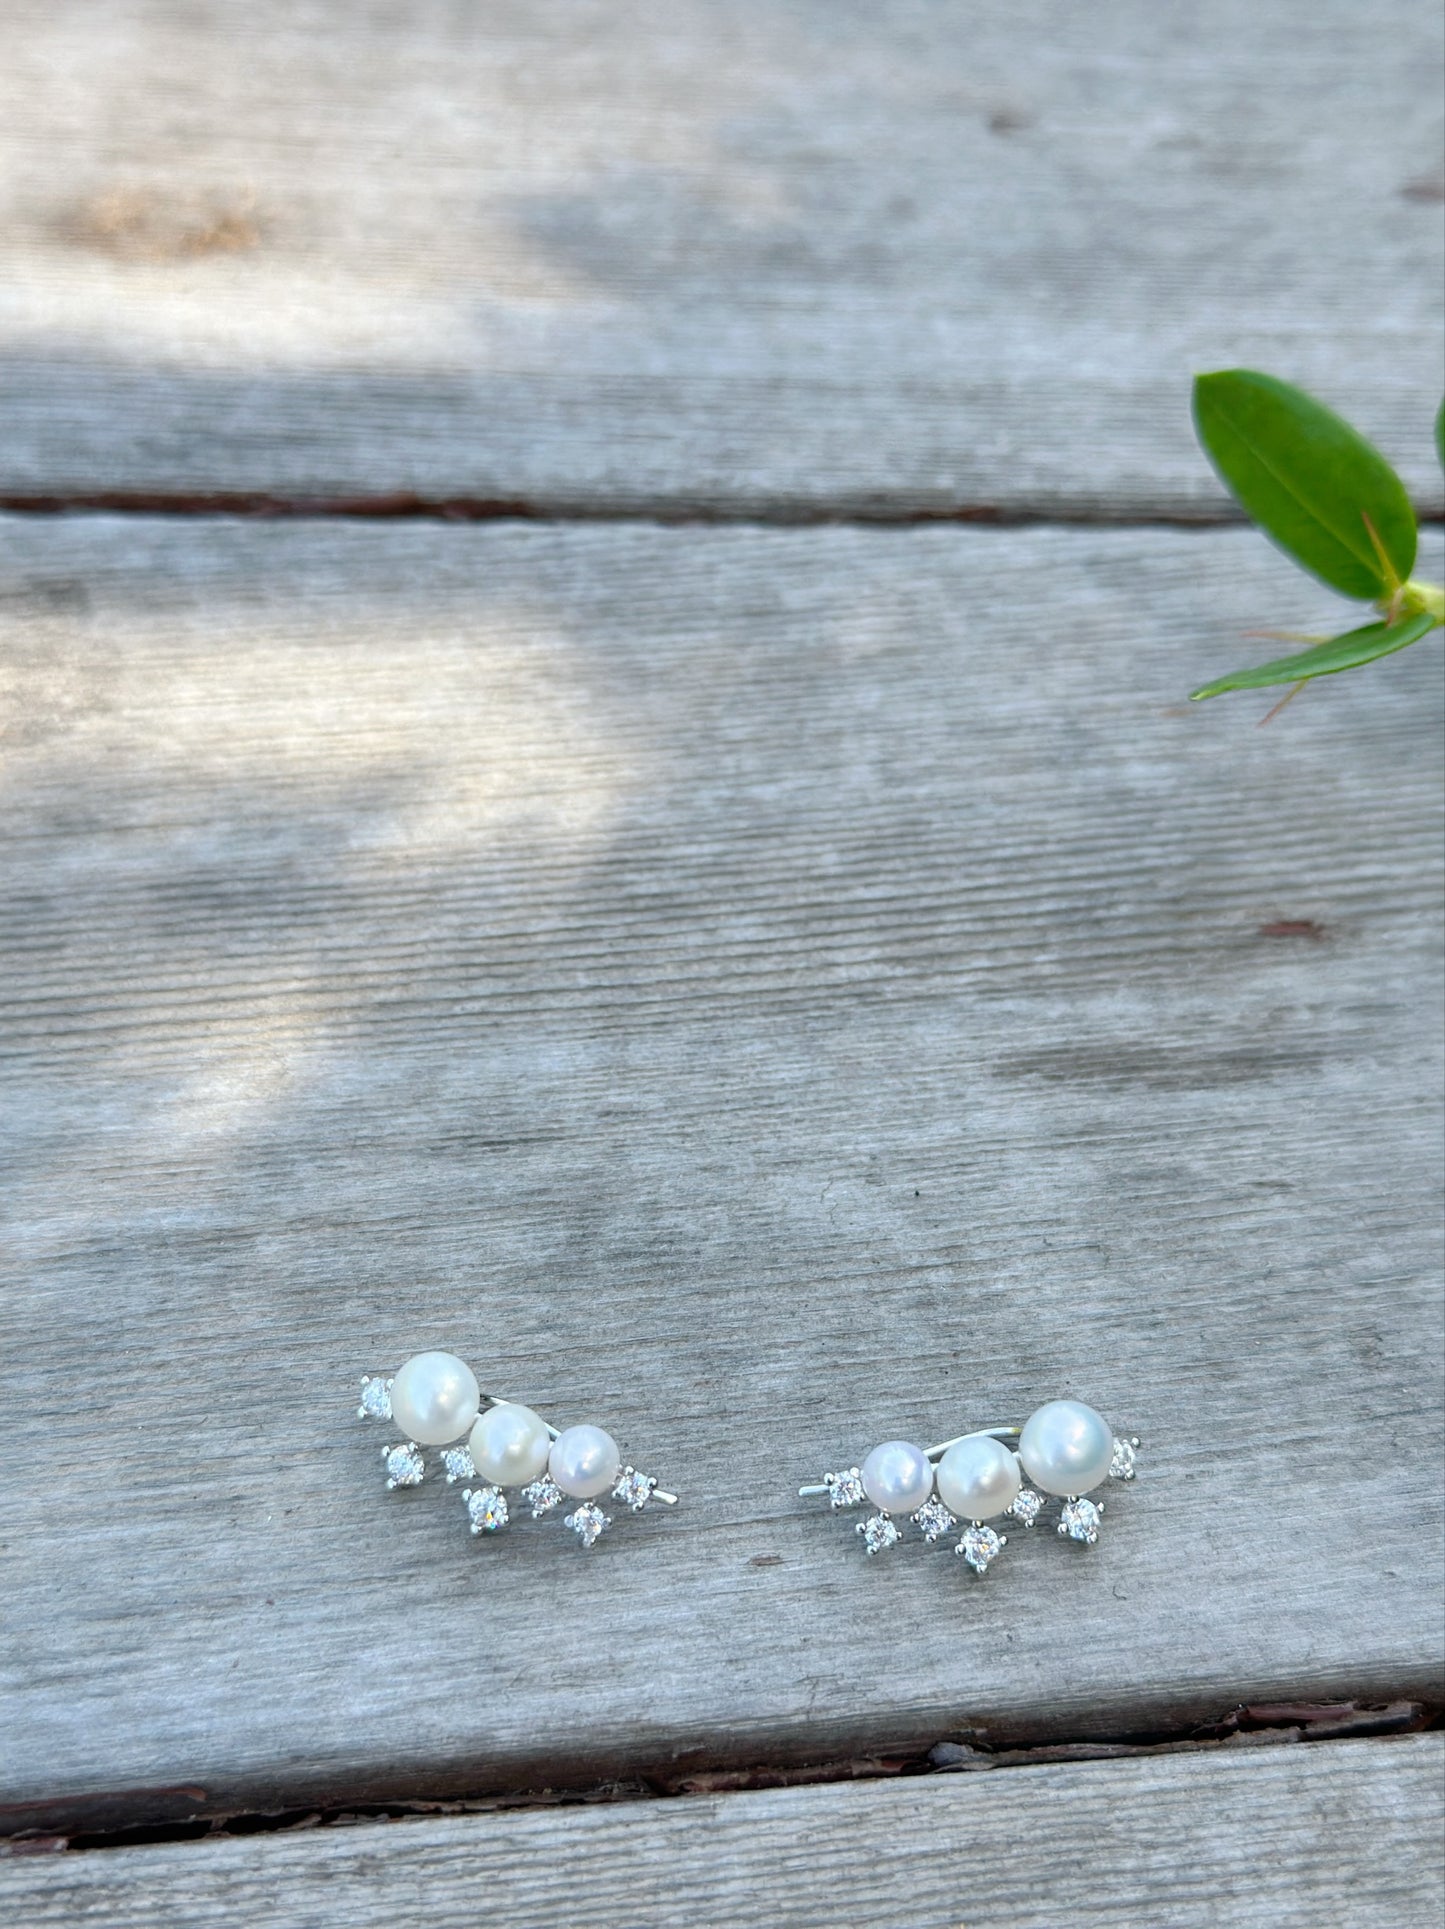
{"left": 912, "top": 1496, "right": 957, "bottom": 1543}
{"left": 523, "top": 1476, "right": 564, "bottom": 1517}
{"left": 957, "top": 1525, "right": 1004, "bottom": 1573}
{"left": 383, "top": 1442, "right": 425, "bottom": 1489}
{"left": 1059, "top": 1498, "right": 1102, "bottom": 1544}
{"left": 613, "top": 1467, "right": 656, "bottom": 1512}
{"left": 464, "top": 1486, "right": 509, "bottom": 1533}
{"left": 565, "top": 1503, "right": 610, "bottom": 1547}
{"left": 1009, "top": 1488, "right": 1045, "bottom": 1527}
{"left": 825, "top": 1468, "right": 866, "bottom": 1508}
{"left": 358, "top": 1375, "right": 394, "bottom": 1421}
{"left": 857, "top": 1512, "right": 901, "bottom": 1555}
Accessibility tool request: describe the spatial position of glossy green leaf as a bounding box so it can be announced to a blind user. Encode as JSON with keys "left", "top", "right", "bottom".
{"left": 1189, "top": 612, "right": 1438, "bottom": 701}
{"left": 1193, "top": 370, "right": 1416, "bottom": 599}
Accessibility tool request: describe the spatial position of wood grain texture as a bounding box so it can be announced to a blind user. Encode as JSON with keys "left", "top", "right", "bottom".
{"left": 0, "top": 0, "right": 1441, "bottom": 510}
{"left": 1, "top": 517, "right": 1442, "bottom": 1828}
{"left": 2, "top": 1738, "right": 1442, "bottom": 1928}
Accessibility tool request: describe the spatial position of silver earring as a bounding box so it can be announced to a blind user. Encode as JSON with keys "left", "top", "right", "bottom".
{"left": 358, "top": 1350, "right": 679, "bottom": 1549}
{"left": 800, "top": 1398, "right": 1138, "bottom": 1575}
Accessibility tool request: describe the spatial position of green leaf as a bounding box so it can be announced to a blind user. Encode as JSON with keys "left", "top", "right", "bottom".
{"left": 1192, "top": 370, "right": 1417, "bottom": 599}
{"left": 1189, "top": 613, "right": 1438, "bottom": 701}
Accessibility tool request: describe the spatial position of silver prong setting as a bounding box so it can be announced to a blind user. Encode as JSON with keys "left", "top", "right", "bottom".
{"left": 1008, "top": 1488, "right": 1045, "bottom": 1527}
{"left": 857, "top": 1512, "right": 900, "bottom": 1555}
{"left": 462, "top": 1485, "right": 509, "bottom": 1534}
{"left": 1058, "top": 1497, "right": 1102, "bottom": 1544}
{"left": 358, "top": 1374, "right": 395, "bottom": 1422}
{"left": 612, "top": 1467, "right": 657, "bottom": 1512}
{"left": 441, "top": 1445, "right": 476, "bottom": 1484}
{"left": 382, "top": 1441, "right": 425, "bottom": 1490}
{"left": 565, "top": 1503, "right": 610, "bottom": 1548}
{"left": 1109, "top": 1434, "right": 1140, "bottom": 1481}
{"left": 956, "top": 1524, "right": 1006, "bottom": 1574}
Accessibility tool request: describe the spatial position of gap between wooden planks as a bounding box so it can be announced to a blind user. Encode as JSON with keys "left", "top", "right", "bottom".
{"left": 1, "top": 1737, "right": 1441, "bottom": 1929}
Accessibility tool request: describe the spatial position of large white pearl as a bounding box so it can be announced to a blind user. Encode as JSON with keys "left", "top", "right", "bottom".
{"left": 469, "top": 1403, "right": 552, "bottom": 1487}
{"left": 860, "top": 1440, "right": 933, "bottom": 1515}
{"left": 389, "top": 1351, "right": 481, "bottom": 1445}
{"left": 549, "top": 1424, "right": 621, "bottom": 1500}
{"left": 935, "top": 1435, "right": 1022, "bottom": 1520}
{"left": 1018, "top": 1399, "right": 1114, "bottom": 1496}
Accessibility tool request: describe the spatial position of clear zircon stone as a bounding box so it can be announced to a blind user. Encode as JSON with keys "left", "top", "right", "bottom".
{"left": 1008, "top": 1488, "right": 1044, "bottom": 1527}
{"left": 565, "top": 1504, "right": 610, "bottom": 1547}
{"left": 1059, "top": 1498, "right": 1102, "bottom": 1544}
{"left": 441, "top": 1446, "right": 476, "bottom": 1483}
{"left": 358, "top": 1375, "right": 394, "bottom": 1421}
{"left": 463, "top": 1486, "right": 509, "bottom": 1534}
{"left": 957, "top": 1525, "right": 1004, "bottom": 1573}
{"left": 857, "top": 1513, "right": 900, "bottom": 1555}
{"left": 613, "top": 1467, "right": 656, "bottom": 1512}
{"left": 1109, "top": 1437, "right": 1138, "bottom": 1481}
{"left": 383, "top": 1442, "right": 425, "bottom": 1489}
{"left": 522, "top": 1476, "right": 564, "bottom": 1518}
{"left": 912, "top": 1497, "right": 957, "bottom": 1543}
{"left": 824, "top": 1468, "right": 866, "bottom": 1508}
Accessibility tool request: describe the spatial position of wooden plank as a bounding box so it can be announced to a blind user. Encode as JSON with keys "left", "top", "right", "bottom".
{"left": 3, "top": 1738, "right": 1442, "bottom": 1927}
{"left": 0, "top": 0, "right": 1440, "bottom": 510}
{"left": 1, "top": 517, "right": 1441, "bottom": 1829}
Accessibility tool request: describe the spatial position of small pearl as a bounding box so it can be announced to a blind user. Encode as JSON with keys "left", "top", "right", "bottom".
{"left": 389, "top": 1351, "right": 481, "bottom": 1446}
{"left": 469, "top": 1403, "right": 552, "bottom": 1487}
{"left": 1018, "top": 1399, "right": 1114, "bottom": 1497}
{"left": 860, "top": 1440, "right": 933, "bottom": 1515}
{"left": 935, "top": 1435, "right": 1022, "bottom": 1520}
{"left": 549, "top": 1424, "right": 621, "bottom": 1500}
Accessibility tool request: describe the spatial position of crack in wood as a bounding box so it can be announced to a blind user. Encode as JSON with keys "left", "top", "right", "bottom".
{"left": 0, "top": 491, "right": 1261, "bottom": 528}
{"left": 2, "top": 1701, "right": 1433, "bottom": 1857}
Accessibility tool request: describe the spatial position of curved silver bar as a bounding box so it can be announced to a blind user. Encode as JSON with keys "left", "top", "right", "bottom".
{"left": 478, "top": 1390, "right": 562, "bottom": 1442}
{"left": 478, "top": 1392, "right": 679, "bottom": 1505}
{"left": 923, "top": 1424, "right": 1021, "bottom": 1462}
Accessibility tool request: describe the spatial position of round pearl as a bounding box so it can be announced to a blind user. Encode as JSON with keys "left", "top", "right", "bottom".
{"left": 548, "top": 1424, "right": 621, "bottom": 1500}
{"left": 935, "top": 1435, "right": 1022, "bottom": 1520}
{"left": 1018, "top": 1399, "right": 1114, "bottom": 1496}
{"left": 860, "top": 1440, "right": 933, "bottom": 1515}
{"left": 389, "top": 1351, "right": 481, "bottom": 1446}
{"left": 469, "top": 1403, "right": 552, "bottom": 1487}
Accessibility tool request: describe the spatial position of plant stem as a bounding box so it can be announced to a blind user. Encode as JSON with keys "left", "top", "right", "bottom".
{"left": 1396, "top": 579, "right": 1445, "bottom": 624}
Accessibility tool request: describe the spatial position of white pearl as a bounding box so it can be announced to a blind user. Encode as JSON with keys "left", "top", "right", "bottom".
{"left": 548, "top": 1424, "right": 621, "bottom": 1500}
{"left": 860, "top": 1440, "right": 933, "bottom": 1515}
{"left": 935, "top": 1435, "right": 1022, "bottom": 1520}
{"left": 469, "top": 1403, "right": 552, "bottom": 1487}
{"left": 389, "top": 1351, "right": 480, "bottom": 1445}
{"left": 1018, "top": 1399, "right": 1114, "bottom": 1496}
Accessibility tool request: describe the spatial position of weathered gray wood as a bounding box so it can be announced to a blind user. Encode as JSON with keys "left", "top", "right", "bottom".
{"left": 1, "top": 517, "right": 1441, "bottom": 1830}
{"left": 2, "top": 1738, "right": 1441, "bottom": 1927}
{"left": 0, "top": 0, "right": 1440, "bottom": 510}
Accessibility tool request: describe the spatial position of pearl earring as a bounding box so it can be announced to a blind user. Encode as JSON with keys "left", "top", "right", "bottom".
{"left": 358, "top": 1351, "right": 679, "bottom": 1549}
{"left": 800, "top": 1399, "right": 1138, "bottom": 1575}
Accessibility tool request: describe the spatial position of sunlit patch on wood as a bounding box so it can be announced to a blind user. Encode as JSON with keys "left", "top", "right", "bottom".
{"left": 68, "top": 185, "right": 262, "bottom": 261}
